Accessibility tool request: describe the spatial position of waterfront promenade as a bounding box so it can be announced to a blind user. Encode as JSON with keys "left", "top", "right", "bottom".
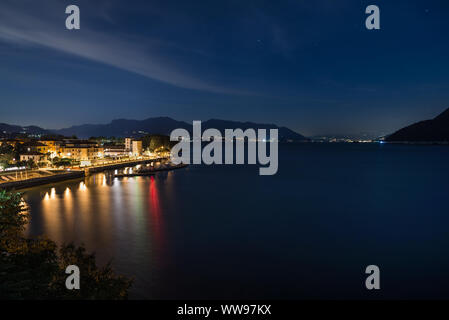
{"left": 0, "top": 156, "right": 169, "bottom": 190}
{"left": 0, "top": 169, "right": 85, "bottom": 190}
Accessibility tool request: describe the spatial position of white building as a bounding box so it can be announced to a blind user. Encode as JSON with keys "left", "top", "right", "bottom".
{"left": 125, "top": 138, "right": 132, "bottom": 152}
{"left": 20, "top": 152, "right": 44, "bottom": 163}
{"left": 104, "top": 145, "right": 127, "bottom": 158}
{"left": 132, "top": 140, "right": 142, "bottom": 156}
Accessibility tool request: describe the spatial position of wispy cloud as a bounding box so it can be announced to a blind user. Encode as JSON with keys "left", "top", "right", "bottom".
{"left": 0, "top": 0, "right": 242, "bottom": 94}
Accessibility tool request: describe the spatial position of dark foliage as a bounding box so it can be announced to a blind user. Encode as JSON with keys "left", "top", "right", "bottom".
{"left": 0, "top": 190, "right": 132, "bottom": 300}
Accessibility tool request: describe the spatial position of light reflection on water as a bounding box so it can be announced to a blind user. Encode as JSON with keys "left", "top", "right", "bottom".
{"left": 23, "top": 168, "right": 173, "bottom": 298}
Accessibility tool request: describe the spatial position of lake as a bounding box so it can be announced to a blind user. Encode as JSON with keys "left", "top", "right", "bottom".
{"left": 23, "top": 143, "right": 449, "bottom": 299}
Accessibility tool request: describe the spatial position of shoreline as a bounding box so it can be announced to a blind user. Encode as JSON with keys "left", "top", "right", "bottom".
{"left": 0, "top": 157, "right": 170, "bottom": 190}
{"left": 383, "top": 141, "right": 449, "bottom": 145}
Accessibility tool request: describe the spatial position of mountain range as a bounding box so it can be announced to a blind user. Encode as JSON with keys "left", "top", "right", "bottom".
{"left": 3, "top": 108, "right": 449, "bottom": 142}
{"left": 1, "top": 117, "right": 308, "bottom": 142}
{"left": 386, "top": 107, "right": 449, "bottom": 142}
{"left": 0, "top": 123, "right": 50, "bottom": 136}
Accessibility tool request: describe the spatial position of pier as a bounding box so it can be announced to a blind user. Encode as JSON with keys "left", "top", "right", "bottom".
{"left": 82, "top": 157, "right": 168, "bottom": 175}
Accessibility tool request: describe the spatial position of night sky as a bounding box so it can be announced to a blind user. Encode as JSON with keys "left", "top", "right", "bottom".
{"left": 1, "top": 0, "right": 448, "bottom": 136}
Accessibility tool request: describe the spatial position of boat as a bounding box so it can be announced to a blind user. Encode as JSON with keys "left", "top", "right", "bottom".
{"left": 114, "top": 171, "right": 155, "bottom": 178}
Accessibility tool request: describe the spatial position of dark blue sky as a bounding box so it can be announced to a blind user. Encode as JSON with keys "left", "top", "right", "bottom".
{"left": 1, "top": 0, "right": 448, "bottom": 136}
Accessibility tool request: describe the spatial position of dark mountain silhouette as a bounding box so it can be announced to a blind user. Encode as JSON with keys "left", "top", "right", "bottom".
{"left": 201, "top": 119, "right": 308, "bottom": 141}
{"left": 0, "top": 123, "right": 49, "bottom": 136}
{"left": 53, "top": 117, "right": 191, "bottom": 138}
{"left": 386, "top": 107, "right": 449, "bottom": 142}
{"left": 52, "top": 117, "right": 308, "bottom": 141}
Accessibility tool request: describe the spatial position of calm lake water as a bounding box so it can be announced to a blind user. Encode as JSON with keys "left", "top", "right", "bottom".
{"left": 23, "top": 143, "right": 449, "bottom": 299}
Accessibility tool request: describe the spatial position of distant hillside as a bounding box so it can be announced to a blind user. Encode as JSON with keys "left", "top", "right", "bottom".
{"left": 201, "top": 119, "right": 308, "bottom": 141}
{"left": 53, "top": 117, "right": 191, "bottom": 138}
{"left": 386, "top": 107, "right": 449, "bottom": 142}
{"left": 0, "top": 123, "right": 49, "bottom": 136}
{"left": 53, "top": 117, "right": 308, "bottom": 141}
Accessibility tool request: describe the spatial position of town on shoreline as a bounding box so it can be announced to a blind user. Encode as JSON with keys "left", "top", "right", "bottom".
{"left": 0, "top": 134, "right": 174, "bottom": 188}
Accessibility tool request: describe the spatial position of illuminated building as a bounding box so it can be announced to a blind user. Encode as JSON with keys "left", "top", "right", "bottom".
{"left": 132, "top": 140, "right": 142, "bottom": 156}
{"left": 19, "top": 152, "right": 44, "bottom": 163}
{"left": 125, "top": 138, "right": 132, "bottom": 152}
